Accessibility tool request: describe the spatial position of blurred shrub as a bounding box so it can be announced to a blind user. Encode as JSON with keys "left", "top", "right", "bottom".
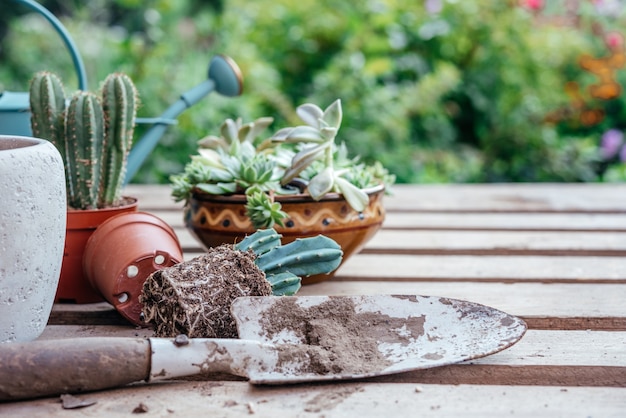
{"left": 1, "top": 0, "right": 625, "bottom": 183}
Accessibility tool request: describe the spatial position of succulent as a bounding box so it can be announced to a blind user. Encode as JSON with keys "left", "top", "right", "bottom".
{"left": 234, "top": 228, "right": 343, "bottom": 295}
{"left": 171, "top": 99, "right": 395, "bottom": 229}
{"left": 140, "top": 228, "right": 342, "bottom": 338}
{"left": 29, "top": 71, "right": 138, "bottom": 210}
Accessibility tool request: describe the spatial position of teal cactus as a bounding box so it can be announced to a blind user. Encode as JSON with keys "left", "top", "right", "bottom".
{"left": 235, "top": 228, "right": 343, "bottom": 295}
{"left": 29, "top": 71, "right": 138, "bottom": 210}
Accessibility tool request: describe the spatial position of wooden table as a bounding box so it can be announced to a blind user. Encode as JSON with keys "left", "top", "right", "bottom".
{"left": 2, "top": 183, "right": 625, "bottom": 417}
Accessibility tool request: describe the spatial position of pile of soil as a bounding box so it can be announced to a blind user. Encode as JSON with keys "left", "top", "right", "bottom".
{"left": 257, "top": 297, "right": 399, "bottom": 376}
{"left": 140, "top": 245, "right": 271, "bottom": 338}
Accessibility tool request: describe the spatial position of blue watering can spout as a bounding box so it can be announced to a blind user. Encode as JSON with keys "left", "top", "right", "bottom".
{"left": 124, "top": 54, "right": 243, "bottom": 183}
{"left": 1, "top": 0, "right": 244, "bottom": 184}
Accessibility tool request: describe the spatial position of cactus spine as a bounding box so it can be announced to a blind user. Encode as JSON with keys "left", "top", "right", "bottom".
{"left": 29, "top": 71, "right": 138, "bottom": 210}
{"left": 235, "top": 228, "right": 343, "bottom": 295}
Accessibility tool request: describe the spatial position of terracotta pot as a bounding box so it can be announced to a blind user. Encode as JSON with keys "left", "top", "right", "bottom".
{"left": 58, "top": 198, "right": 139, "bottom": 303}
{"left": 84, "top": 212, "right": 183, "bottom": 326}
{"left": 0, "top": 136, "right": 66, "bottom": 342}
{"left": 185, "top": 185, "right": 386, "bottom": 284}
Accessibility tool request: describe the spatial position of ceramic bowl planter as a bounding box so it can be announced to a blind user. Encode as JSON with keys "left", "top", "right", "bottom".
{"left": 185, "top": 185, "right": 386, "bottom": 284}
{"left": 84, "top": 212, "right": 183, "bottom": 325}
{"left": 0, "top": 136, "right": 66, "bottom": 342}
{"left": 58, "top": 199, "right": 139, "bottom": 303}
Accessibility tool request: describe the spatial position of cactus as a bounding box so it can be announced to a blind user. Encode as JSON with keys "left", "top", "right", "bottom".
{"left": 234, "top": 228, "right": 282, "bottom": 255}
{"left": 235, "top": 228, "right": 343, "bottom": 295}
{"left": 65, "top": 91, "right": 104, "bottom": 208}
{"left": 29, "top": 71, "right": 138, "bottom": 210}
{"left": 99, "top": 73, "right": 138, "bottom": 207}
{"left": 29, "top": 72, "right": 68, "bottom": 192}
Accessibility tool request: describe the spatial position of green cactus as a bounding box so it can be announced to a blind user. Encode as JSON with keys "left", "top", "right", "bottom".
{"left": 65, "top": 91, "right": 104, "bottom": 209}
{"left": 29, "top": 72, "right": 68, "bottom": 191}
{"left": 99, "top": 73, "right": 138, "bottom": 207}
{"left": 29, "top": 71, "right": 138, "bottom": 210}
{"left": 235, "top": 228, "right": 343, "bottom": 295}
{"left": 234, "top": 228, "right": 282, "bottom": 255}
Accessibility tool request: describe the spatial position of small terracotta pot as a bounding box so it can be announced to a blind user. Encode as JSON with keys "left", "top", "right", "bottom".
{"left": 84, "top": 212, "right": 183, "bottom": 326}
{"left": 185, "top": 185, "right": 386, "bottom": 284}
{"left": 58, "top": 198, "right": 139, "bottom": 303}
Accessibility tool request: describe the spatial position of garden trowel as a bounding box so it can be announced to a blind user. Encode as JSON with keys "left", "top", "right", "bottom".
{"left": 0, "top": 295, "right": 526, "bottom": 401}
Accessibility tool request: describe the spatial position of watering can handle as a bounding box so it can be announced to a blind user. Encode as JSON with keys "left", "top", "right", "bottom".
{"left": 11, "top": 0, "right": 88, "bottom": 90}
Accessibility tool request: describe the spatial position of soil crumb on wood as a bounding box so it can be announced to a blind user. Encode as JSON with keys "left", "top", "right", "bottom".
{"left": 140, "top": 245, "right": 271, "bottom": 338}
{"left": 258, "top": 298, "right": 400, "bottom": 375}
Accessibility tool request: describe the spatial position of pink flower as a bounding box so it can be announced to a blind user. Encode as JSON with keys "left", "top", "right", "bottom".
{"left": 521, "top": 0, "right": 544, "bottom": 10}
{"left": 605, "top": 31, "right": 624, "bottom": 50}
{"left": 600, "top": 129, "right": 624, "bottom": 160}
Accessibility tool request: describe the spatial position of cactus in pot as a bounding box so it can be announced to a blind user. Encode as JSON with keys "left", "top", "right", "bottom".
{"left": 140, "top": 228, "right": 343, "bottom": 338}
{"left": 29, "top": 71, "right": 140, "bottom": 304}
{"left": 29, "top": 71, "right": 138, "bottom": 210}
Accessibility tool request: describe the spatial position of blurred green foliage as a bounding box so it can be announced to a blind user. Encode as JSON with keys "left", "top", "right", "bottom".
{"left": 2, "top": 0, "right": 626, "bottom": 183}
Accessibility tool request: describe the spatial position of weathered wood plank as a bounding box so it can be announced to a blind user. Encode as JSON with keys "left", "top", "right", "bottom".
{"left": 298, "top": 281, "right": 626, "bottom": 330}
{"left": 380, "top": 184, "right": 626, "bottom": 212}
{"left": 1, "top": 381, "right": 624, "bottom": 417}
{"left": 29, "top": 327, "right": 626, "bottom": 389}
{"left": 363, "top": 230, "right": 626, "bottom": 256}
{"left": 326, "top": 254, "right": 626, "bottom": 283}
{"left": 37, "top": 327, "right": 626, "bottom": 368}
{"left": 383, "top": 212, "right": 626, "bottom": 231}
{"left": 147, "top": 209, "right": 626, "bottom": 232}
{"left": 178, "top": 251, "right": 626, "bottom": 283}
{"left": 125, "top": 183, "right": 626, "bottom": 212}
{"left": 175, "top": 228, "right": 626, "bottom": 256}
{"left": 49, "top": 282, "right": 626, "bottom": 330}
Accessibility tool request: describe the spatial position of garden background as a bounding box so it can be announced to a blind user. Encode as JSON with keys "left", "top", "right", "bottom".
{"left": 2, "top": 0, "right": 626, "bottom": 184}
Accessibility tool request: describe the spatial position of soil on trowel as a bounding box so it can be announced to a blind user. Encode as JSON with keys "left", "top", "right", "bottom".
{"left": 140, "top": 245, "right": 271, "bottom": 338}
{"left": 258, "top": 298, "right": 401, "bottom": 376}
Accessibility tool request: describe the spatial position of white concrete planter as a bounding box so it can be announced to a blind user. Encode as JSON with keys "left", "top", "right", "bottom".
{"left": 0, "top": 136, "right": 66, "bottom": 342}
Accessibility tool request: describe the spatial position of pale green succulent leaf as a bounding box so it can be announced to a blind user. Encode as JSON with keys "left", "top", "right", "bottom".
{"left": 307, "top": 167, "right": 335, "bottom": 200}
{"left": 271, "top": 126, "right": 324, "bottom": 143}
{"left": 334, "top": 176, "right": 368, "bottom": 212}
{"left": 248, "top": 117, "right": 274, "bottom": 140}
{"left": 296, "top": 103, "right": 324, "bottom": 127}
{"left": 196, "top": 149, "right": 224, "bottom": 167}
{"left": 320, "top": 126, "right": 338, "bottom": 141}
{"left": 238, "top": 124, "right": 252, "bottom": 143}
{"left": 281, "top": 144, "right": 327, "bottom": 184}
{"left": 322, "top": 99, "right": 342, "bottom": 130}
{"left": 196, "top": 182, "right": 237, "bottom": 194}
{"left": 221, "top": 118, "right": 239, "bottom": 143}
{"left": 198, "top": 135, "right": 228, "bottom": 150}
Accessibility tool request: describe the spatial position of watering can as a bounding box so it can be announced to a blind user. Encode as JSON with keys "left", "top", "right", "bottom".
{"left": 0, "top": 0, "right": 243, "bottom": 183}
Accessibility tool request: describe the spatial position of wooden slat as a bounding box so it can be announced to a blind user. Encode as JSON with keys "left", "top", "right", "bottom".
{"left": 382, "top": 212, "right": 626, "bottom": 231}
{"left": 49, "top": 282, "right": 626, "bottom": 331}
{"left": 1, "top": 382, "right": 624, "bottom": 417}
{"left": 30, "top": 326, "right": 626, "bottom": 388}
{"left": 298, "top": 281, "right": 626, "bottom": 330}
{"left": 173, "top": 228, "right": 626, "bottom": 256}
{"left": 125, "top": 183, "right": 626, "bottom": 213}
{"left": 364, "top": 230, "right": 626, "bottom": 256}
{"left": 328, "top": 254, "right": 626, "bottom": 283}
{"left": 378, "top": 184, "right": 626, "bottom": 212}
{"left": 147, "top": 210, "right": 626, "bottom": 232}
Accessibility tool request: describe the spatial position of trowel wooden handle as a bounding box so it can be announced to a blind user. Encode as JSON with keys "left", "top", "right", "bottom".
{"left": 0, "top": 337, "right": 151, "bottom": 401}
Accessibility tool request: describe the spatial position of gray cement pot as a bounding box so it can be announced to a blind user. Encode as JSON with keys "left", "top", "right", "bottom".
{"left": 0, "top": 136, "right": 66, "bottom": 342}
